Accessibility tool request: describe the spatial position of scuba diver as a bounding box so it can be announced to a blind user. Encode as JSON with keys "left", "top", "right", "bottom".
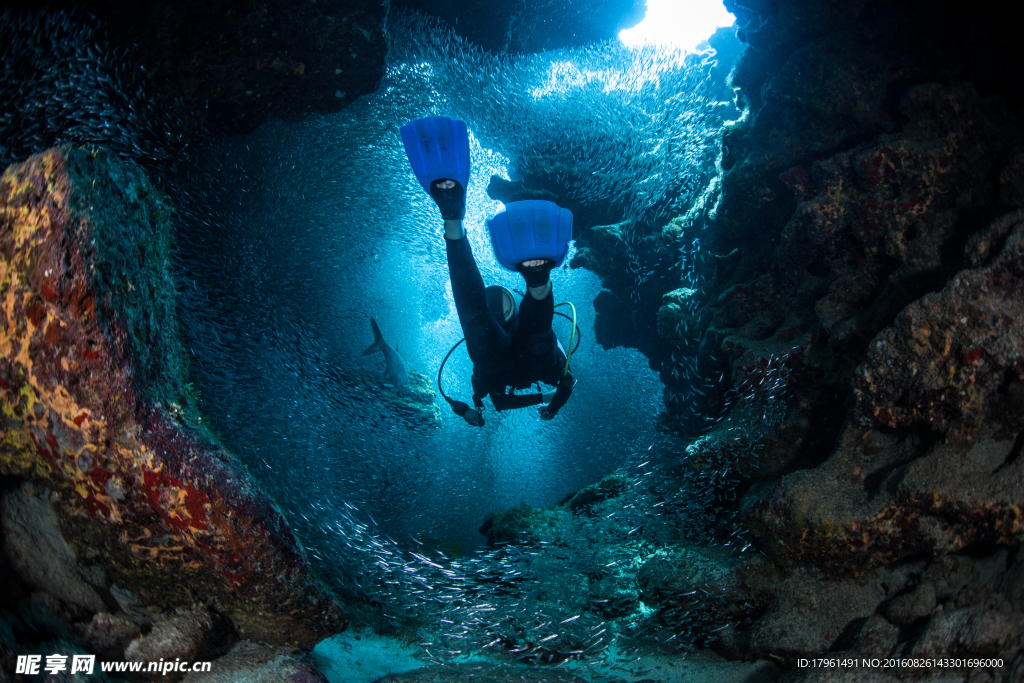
{"left": 400, "top": 116, "right": 577, "bottom": 427}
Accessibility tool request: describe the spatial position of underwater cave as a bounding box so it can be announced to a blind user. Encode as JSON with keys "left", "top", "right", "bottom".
{"left": 1, "top": 1, "right": 1023, "bottom": 682}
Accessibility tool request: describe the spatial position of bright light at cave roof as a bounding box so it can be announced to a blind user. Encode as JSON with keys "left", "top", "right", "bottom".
{"left": 619, "top": 0, "right": 736, "bottom": 53}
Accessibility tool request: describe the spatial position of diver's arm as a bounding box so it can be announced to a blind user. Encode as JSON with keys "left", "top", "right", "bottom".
{"left": 490, "top": 390, "right": 545, "bottom": 412}
{"left": 539, "top": 372, "right": 576, "bottom": 420}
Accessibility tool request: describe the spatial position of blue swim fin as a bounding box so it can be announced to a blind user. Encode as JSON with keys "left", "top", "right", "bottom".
{"left": 487, "top": 200, "right": 573, "bottom": 272}
{"left": 400, "top": 116, "right": 470, "bottom": 194}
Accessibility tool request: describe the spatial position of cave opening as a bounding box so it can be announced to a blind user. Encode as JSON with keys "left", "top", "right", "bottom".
{"left": 6, "top": 0, "right": 1024, "bottom": 680}
{"left": 165, "top": 5, "right": 751, "bottom": 676}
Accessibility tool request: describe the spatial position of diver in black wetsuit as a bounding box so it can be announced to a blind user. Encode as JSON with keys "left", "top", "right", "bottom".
{"left": 400, "top": 116, "right": 576, "bottom": 426}
{"left": 436, "top": 182, "right": 576, "bottom": 424}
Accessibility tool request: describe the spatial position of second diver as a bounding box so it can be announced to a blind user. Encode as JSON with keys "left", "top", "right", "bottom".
{"left": 400, "top": 116, "right": 577, "bottom": 426}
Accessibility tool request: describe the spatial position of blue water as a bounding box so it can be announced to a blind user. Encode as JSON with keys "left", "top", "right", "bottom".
{"left": 175, "top": 115, "right": 667, "bottom": 550}
{"left": 175, "top": 11, "right": 726, "bottom": 549}
{"left": 170, "top": 14, "right": 735, "bottom": 656}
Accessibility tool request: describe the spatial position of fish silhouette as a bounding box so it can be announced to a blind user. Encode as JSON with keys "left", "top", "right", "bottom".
{"left": 362, "top": 317, "right": 409, "bottom": 394}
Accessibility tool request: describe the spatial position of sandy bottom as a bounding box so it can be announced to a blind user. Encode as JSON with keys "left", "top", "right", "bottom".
{"left": 312, "top": 630, "right": 779, "bottom": 683}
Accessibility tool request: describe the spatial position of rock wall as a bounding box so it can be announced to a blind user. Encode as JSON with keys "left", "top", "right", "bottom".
{"left": 637, "top": 0, "right": 1024, "bottom": 676}
{"left": 0, "top": 148, "right": 346, "bottom": 659}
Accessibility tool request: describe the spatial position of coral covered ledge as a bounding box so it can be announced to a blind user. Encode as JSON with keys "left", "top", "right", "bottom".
{"left": 0, "top": 146, "right": 346, "bottom": 649}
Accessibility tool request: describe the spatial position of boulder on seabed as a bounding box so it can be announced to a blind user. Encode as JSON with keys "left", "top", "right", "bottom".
{"left": 125, "top": 605, "right": 214, "bottom": 674}
{"left": 183, "top": 640, "right": 326, "bottom": 683}
{"left": 74, "top": 612, "right": 142, "bottom": 661}
{"left": 478, "top": 502, "right": 571, "bottom": 547}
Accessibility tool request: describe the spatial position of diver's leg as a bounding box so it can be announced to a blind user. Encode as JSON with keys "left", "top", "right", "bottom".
{"left": 445, "top": 234, "right": 511, "bottom": 369}
{"left": 516, "top": 282, "right": 554, "bottom": 337}
{"left": 516, "top": 258, "right": 556, "bottom": 301}
{"left": 444, "top": 219, "right": 464, "bottom": 240}
{"left": 519, "top": 258, "right": 552, "bottom": 300}
{"left": 431, "top": 179, "right": 467, "bottom": 224}
{"left": 515, "top": 263, "right": 556, "bottom": 363}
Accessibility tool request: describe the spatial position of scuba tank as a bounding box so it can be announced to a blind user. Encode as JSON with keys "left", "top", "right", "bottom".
{"left": 485, "top": 285, "right": 522, "bottom": 331}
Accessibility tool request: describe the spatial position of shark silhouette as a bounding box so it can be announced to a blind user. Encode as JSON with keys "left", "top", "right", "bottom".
{"left": 362, "top": 317, "right": 410, "bottom": 394}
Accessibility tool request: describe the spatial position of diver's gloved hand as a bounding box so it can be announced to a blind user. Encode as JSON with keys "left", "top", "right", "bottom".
{"left": 430, "top": 179, "right": 466, "bottom": 220}
{"left": 515, "top": 259, "right": 556, "bottom": 288}
{"left": 447, "top": 396, "right": 484, "bottom": 427}
{"left": 539, "top": 389, "right": 558, "bottom": 420}
{"left": 462, "top": 407, "right": 484, "bottom": 427}
{"left": 540, "top": 372, "right": 575, "bottom": 421}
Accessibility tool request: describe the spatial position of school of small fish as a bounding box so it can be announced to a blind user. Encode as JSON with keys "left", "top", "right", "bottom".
{"left": 0, "top": 9, "right": 190, "bottom": 171}
{"left": 0, "top": 7, "right": 801, "bottom": 673}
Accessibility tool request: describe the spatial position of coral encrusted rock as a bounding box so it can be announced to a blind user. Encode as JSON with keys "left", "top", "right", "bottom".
{"left": 851, "top": 217, "right": 1024, "bottom": 442}
{"left": 745, "top": 217, "right": 1024, "bottom": 575}
{"left": 0, "top": 147, "right": 346, "bottom": 647}
{"left": 478, "top": 502, "right": 571, "bottom": 547}
{"left": 74, "top": 611, "right": 143, "bottom": 661}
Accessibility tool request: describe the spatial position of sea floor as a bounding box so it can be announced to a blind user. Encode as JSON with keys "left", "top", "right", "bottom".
{"left": 312, "top": 630, "right": 779, "bottom": 683}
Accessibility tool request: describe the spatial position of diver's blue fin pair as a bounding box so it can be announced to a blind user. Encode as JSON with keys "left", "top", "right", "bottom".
{"left": 487, "top": 200, "right": 573, "bottom": 272}
{"left": 400, "top": 116, "right": 470, "bottom": 220}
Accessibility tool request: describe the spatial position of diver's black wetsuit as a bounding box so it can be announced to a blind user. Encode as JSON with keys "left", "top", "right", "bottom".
{"left": 446, "top": 236, "right": 574, "bottom": 416}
